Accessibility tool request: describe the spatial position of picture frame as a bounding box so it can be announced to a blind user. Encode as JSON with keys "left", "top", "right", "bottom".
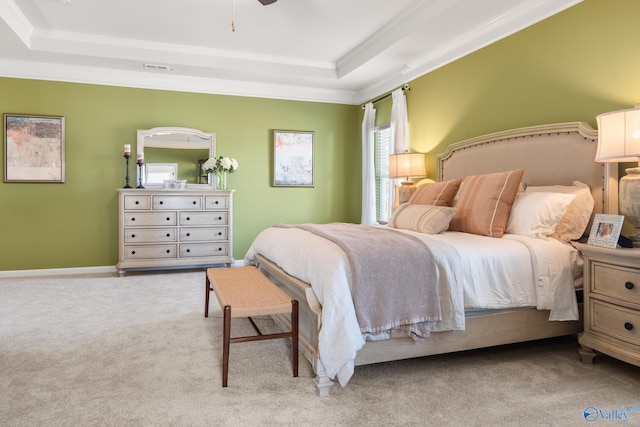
{"left": 4, "top": 114, "right": 65, "bottom": 183}
{"left": 273, "top": 130, "right": 314, "bottom": 187}
{"left": 587, "top": 213, "right": 625, "bottom": 249}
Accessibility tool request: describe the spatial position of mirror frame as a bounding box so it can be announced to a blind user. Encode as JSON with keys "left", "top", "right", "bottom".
{"left": 136, "top": 127, "right": 216, "bottom": 188}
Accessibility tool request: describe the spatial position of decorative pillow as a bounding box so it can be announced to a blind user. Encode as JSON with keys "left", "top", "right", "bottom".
{"left": 524, "top": 181, "right": 595, "bottom": 242}
{"left": 506, "top": 192, "right": 576, "bottom": 238}
{"left": 449, "top": 169, "right": 524, "bottom": 238}
{"left": 388, "top": 203, "right": 458, "bottom": 234}
{"left": 408, "top": 179, "right": 462, "bottom": 207}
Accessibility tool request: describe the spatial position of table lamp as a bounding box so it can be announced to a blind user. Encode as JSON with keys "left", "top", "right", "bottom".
{"left": 596, "top": 107, "right": 640, "bottom": 247}
{"left": 389, "top": 151, "right": 427, "bottom": 209}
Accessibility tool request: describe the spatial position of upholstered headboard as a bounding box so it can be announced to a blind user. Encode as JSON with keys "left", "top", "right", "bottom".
{"left": 437, "top": 122, "right": 618, "bottom": 216}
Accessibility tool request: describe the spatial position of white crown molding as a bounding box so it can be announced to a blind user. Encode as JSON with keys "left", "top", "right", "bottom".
{"left": 0, "top": 58, "right": 357, "bottom": 104}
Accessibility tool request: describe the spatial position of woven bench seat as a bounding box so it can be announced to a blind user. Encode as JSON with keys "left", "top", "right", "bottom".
{"left": 205, "top": 266, "right": 299, "bottom": 387}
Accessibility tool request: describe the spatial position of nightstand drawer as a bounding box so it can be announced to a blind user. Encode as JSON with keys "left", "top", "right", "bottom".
{"left": 591, "top": 299, "right": 640, "bottom": 346}
{"left": 592, "top": 262, "right": 640, "bottom": 305}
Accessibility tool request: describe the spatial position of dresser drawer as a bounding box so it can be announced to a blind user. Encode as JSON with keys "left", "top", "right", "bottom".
{"left": 591, "top": 299, "right": 640, "bottom": 346}
{"left": 153, "top": 196, "right": 202, "bottom": 210}
{"left": 180, "top": 227, "right": 227, "bottom": 241}
{"left": 592, "top": 261, "right": 640, "bottom": 305}
{"left": 179, "top": 211, "right": 228, "bottom": 226}
{"left": 124, "top": 195, "right": 151, "bottom": 210}
{"left": 124, "top": 212, "right": 177, "bottom": 226}
{"left": 180, "top": 243, "right": 228, "bottom": 257}
{"left": 124, "top": 228, "right": 177, "bottom": 243}
{"left": 123, "top": 245, "right": 177, "bottom": 260}
{"left": 205, "top": 195, "right": 229, "bottom": 209}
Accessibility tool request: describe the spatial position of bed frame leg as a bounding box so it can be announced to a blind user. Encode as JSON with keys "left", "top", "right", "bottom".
{"left": 312, "top": 358, "right": 333, "bottom": 397}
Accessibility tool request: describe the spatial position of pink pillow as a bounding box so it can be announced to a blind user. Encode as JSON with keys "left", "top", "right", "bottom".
{"left": 449, "top": 169, "right": 524, "bottom": 238}
{"left": 408, "top": 179, "right": 462, "bottom": 207}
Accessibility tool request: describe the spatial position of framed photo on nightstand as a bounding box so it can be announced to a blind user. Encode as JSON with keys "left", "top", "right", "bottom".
{"left": 587, "top": 214, "right": 624, "bottom": 249}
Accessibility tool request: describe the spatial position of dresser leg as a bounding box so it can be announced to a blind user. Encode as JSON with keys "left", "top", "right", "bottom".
{"left": 579, "top": 344, "right": 597, "bottom": 364}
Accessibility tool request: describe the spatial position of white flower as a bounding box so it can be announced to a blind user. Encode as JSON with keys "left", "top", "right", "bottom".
{"left": 202, "top": 158, "right": 217, "bottom": 173}
{"left": 220, "top": 157, "right": 232, "bottom": 170}
{"left": 230, "top": 158, "right": 238, "bottom": 171}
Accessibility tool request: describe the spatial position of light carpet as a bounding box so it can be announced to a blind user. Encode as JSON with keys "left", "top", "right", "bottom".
{"left": 1, "top": 270, "right": 639, "bottom": 427}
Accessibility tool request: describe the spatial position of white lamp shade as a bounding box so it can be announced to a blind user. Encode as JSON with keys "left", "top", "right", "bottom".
{"left": 595, "top": 108, "right": 640, "bottom": 162}
{"left": 389, "top": 152, "right": 426, "bottom": 179}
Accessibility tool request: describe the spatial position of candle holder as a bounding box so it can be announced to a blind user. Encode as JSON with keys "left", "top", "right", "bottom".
{"left": 123, "top": 153, "right": 132, "bottom": 188}
{"left": 137, "top": 160, "right": 145, "bottom": 189}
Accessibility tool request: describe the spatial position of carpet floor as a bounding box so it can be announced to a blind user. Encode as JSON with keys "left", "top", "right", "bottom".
{"left": 1, "top": 270, "right": 639, "bottom": 426}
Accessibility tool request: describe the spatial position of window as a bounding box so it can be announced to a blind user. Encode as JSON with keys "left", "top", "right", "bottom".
{"left": 374, "top": 124, "right": 391, "bottom": 222}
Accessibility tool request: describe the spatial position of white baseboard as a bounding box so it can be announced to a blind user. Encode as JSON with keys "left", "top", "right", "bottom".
{"left": 0, "top": 266, "right": 117, "bottom": 279}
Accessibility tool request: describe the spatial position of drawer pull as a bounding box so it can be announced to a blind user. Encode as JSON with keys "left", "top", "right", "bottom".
{"left": 193, "top": 201, "right": 197, "bottom": 205}
{"left": 624, "top": 322, "right": 634, "bottom": 331}
{"left": 186, "top": 217, "right": 191, "bottom": 221}
{"left": 215, "top": 201, "right": 219, "bottom": 205}
{"left": 166, "top": 249, "right": 171, "bottom": 254}
{"left": 186, "top": 249, "right": 191, "bottom": 253}
{"left": 166, "top": 233, "right": 170, "bottom": 237}
{"left": 131, "top": 250, "right": 136, "bottom": 255}
{"left": 131, "top": 217, "right": 136, "bottom": 222}
{"left": 166, "top": 217, "right": 171, "bottom": 221}
{"left": 135, "top": 201, "right": 139, "bottom": 205}
{"left": 218, "top": 247, "right": 223, "bottom": 252}
{"left": 186, "top": 233, "right": 191, "bottom": 237}
{"left": 625, "top": 281, "right": 635, "bottom": 290}
{"left": 218, "top": 232, "right": 222, "bottom": 236}
{"left": 131, "top": 234, "right": 136, "bottom": 238}
{"left": 218, "top": 216, "right": 222, "bottom": 220}
{"left": 159, "top": 201, "right": 164, "bottom": 205}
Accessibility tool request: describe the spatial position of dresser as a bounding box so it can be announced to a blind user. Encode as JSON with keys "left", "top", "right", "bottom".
{"left": 116, "top": 188, "right": 234, "bottom": 276}
{"left": 574, "top": 243, "right": 640, "bottom": 367}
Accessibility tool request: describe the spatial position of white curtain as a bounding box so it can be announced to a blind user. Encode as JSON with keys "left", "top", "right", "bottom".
{"left": 361, "top": 102, "right": 377, "bottom": 225}
{"left": 387, "top": 88, "right": 409, "bottom": 215}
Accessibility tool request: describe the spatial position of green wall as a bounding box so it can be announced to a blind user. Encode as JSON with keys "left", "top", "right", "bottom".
{"left": 2, "top": 0, "right": 638, "bottom": 272}
{"left": 402, "top": 0, "right": 640, "bottom": 177}
{"left": 0, "top": 81, "right": 360, "bottom": 271}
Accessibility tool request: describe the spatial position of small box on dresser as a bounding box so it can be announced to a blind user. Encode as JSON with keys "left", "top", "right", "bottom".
{"left": 116, "top": 188, "right": 234, "bottom": 276}
{"left": 574, "top": 242, "right": 640, "bottom": 367}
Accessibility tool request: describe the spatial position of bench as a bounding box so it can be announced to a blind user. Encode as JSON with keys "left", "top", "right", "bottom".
{"left": 205, "top": 266, "right": 299, "bottom": 387}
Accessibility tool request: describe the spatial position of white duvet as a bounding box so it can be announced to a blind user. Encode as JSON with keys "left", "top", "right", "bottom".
{"left": 244, "top": 226, "right": 579, "bottom": 387}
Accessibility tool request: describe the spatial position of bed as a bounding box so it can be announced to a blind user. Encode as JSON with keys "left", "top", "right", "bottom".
{"left": 244, "top": 122, "right": 618, "bottom": 396}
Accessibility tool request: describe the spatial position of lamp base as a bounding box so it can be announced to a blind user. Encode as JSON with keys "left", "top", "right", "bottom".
{"left": 619, "top": 166, "right": 640, "bottom": 248}
{"left": 398, "top": 181, "right": 417, "bottom": 205}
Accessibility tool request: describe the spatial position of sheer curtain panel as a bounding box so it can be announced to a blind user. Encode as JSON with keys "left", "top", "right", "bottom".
{"left": 361, "top": 102, "right": 377, "bottom": 225}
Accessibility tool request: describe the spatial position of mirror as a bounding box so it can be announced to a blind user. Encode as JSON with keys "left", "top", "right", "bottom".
{"left": 137, "top": 127, "right": 216, "bottom": 188}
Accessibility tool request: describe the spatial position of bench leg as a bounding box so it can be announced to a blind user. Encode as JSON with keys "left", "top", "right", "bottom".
{"left": 222, "top": 305, "right": 231, "bottom": 387}
{"left": 205, "top": 274, "right": 211, "bottom": 318}
{"left": 292, "top": 300, "right": 299, "bottom": 378}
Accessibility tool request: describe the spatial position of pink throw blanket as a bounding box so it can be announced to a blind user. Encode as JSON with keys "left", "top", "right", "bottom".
{"left": 275, "top": 223, "right": 441, "bottom": 338}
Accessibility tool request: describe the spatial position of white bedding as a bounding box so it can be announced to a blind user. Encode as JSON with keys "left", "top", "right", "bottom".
{"left": 243, "top": 225, "right": 579, "bottom": 387}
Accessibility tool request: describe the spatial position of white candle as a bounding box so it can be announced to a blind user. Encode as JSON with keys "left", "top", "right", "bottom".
{"left": 137, "top": 152, "right": 144, "bottom": 163}
{"left": 124, "top": 144, "right": 131, "bottom": 156}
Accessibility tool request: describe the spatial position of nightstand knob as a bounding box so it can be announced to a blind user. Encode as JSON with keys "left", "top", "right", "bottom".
{"left": 625, "top": 281, "right": 635, "bottom": 290}
{"left": 625, "top": 322, "right": 634, "bottom": 331}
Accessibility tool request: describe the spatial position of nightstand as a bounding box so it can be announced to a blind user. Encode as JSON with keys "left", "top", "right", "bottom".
{"left": 574, "top": 243, "right": 640, "bottom": 367}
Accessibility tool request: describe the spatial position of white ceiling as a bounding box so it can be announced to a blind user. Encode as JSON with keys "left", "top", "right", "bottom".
{"left": 0, "top": 0, "right": 581, "bottom": 105}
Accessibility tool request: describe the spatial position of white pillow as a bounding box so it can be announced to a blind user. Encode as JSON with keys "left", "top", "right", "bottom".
{"left": 388, "top": 203, "right": 458, "bottom": 234}
{"left": 506, "top": 192, "right": 576, "bottom": 238}
{"left": 524, "top": 181, "right": 595, "bottom": 242}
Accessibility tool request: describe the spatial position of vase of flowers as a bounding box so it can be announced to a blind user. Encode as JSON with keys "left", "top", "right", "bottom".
{"left": 202, "top": 156, "right": 239, "bottom": 190}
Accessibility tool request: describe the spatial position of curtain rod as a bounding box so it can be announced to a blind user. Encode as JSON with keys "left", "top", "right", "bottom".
{"left": 361, "top": 84, "right": 410, "bottom": 109}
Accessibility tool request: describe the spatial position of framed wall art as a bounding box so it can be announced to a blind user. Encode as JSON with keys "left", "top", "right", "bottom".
{"left": 273, "top": 130, "right": 314, "bottom": 187}
{"left": 4, "top": 114, "right": 65, "bottom": 183}
{"left": 587, "top": 213, "right": 625, "bottom": 249}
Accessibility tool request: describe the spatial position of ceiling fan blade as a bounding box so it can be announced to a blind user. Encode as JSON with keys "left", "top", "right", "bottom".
{"left": 258, "top": 0, "right": 277, "bottom": 5}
